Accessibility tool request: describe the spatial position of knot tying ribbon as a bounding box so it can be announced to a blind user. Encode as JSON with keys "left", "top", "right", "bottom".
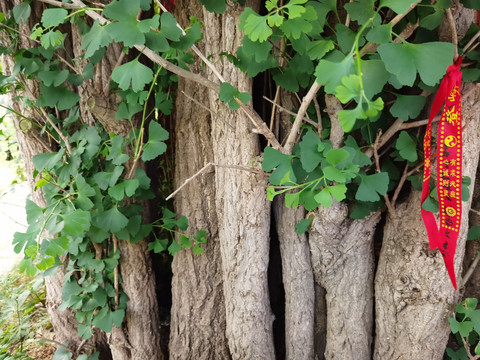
{"left": 421, "top": 56, "right": 463, "bottom": 290}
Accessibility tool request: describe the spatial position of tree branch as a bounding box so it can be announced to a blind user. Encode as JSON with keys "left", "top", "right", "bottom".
{"left": 373, "top": 130, "right": 395, "bottom": 216}
{"left": 284, "top": 81, "right": 321, "bottom": 154}
{"left": 446, "top": 8, "right": 459, "bottom": 61}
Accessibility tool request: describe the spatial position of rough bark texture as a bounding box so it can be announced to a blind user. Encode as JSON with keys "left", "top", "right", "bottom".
{"left": 273, "top": 90, "right": 315, "bottom": 360}
{"left": 274, "top": 198, "right": 315, "bottom": 360}
{"left": 202, "top": 2, "right": 276, "bottom": 358}
{"left": 309, "top": 203, "right": 380, "bottom": 360}
{"left": 0, "top": 2, "right": 163, "bottom": 357}
{"left": 169, "top": 2, "right": 229, "bottom": 357}
{"left": 374, "top": 83, "right": 480, "bottom": 360}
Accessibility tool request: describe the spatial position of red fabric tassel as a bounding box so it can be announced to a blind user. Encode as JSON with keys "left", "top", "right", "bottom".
{"left": 421, "top": 56, "right": 463, "bottom": 290}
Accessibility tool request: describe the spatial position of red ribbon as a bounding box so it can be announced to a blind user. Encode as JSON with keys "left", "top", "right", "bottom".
{"left": 421, "top": 56, "right": 463, "bottom": 290}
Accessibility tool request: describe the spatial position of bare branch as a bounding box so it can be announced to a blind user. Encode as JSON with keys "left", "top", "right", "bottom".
{"left": 284, "top": 81, "right": 321, "bottom": 154}
{"left": 445, "top": 8, "right": 459, "bottom": 61}
{"left": 461, "top": 255, "right": 480, "bottom": 289}
{"left": 262, "top": 96, "right": 318, "bottom": 127}
{"left": 166, "top": 162, "right": 263, "bottom": 201}
{"left": 373, "top": 130, "right": 395, "bottom": 217}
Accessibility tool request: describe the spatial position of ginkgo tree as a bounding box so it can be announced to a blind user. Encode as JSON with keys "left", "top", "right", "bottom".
{"left": 1, "top": 0, "right": 480, "bottom": 359}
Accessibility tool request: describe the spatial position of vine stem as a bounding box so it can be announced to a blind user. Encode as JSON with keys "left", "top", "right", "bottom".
{"left": 113, "top": 234, "right": 119, "bottom": 310}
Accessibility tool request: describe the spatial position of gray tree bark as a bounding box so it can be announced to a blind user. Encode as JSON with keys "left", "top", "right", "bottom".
{"left": 201, "top": 2, "right": 276, "bottom": 358}
{"left": 169, "top": 3, "right": 229, "bottom": 358}
{"left": 309, "top": 203, "right": 380, "bottom": 360}
{"left": 374, "top": 86, "right": 480, "bottom": 360}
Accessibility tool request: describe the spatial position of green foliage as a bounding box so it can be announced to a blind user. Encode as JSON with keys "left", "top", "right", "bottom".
{"left": 447, "top": 298, "right": 480, "bottom": 359}
{"left": 219, "top": 82, "right": 252, "bottom": 110}
{"left": 0, "top": 271, "right": 52, "bottom": 359}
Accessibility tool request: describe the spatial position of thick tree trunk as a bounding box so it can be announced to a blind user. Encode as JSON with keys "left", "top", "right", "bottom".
{"left": 274, "top": 198, "right": 315, "bottom": 360}
{"left": 309, "top": 203, "right": 380, "bottom": 360}
{"left": 169, "top": 2, "right": 229, "bottom": 355}
{"left": 374, "top": 83, "right": 480, "bottom": 359}
{"left": 201, "top": 2, "right": 276, "bottom": 358}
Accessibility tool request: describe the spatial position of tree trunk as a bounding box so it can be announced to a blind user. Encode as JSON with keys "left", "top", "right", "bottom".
{"left": 274, "top": 198, "right": 315, "bottom": 360}
{"left": 202, "top": 2, "right": 276, "bottom": 358}
{"left": 169, "top": 3, "right": 229, "bottom": 357}
{"left": 309, "top": 203, "right": 380, "bottom": 360}
{"left": 374, "top": 83, "right": 480, "bottom": 359}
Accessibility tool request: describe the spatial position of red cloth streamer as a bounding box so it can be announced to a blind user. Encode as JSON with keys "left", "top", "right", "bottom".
{"left": 421, "top": 56, "right": 463, "bottom": 290}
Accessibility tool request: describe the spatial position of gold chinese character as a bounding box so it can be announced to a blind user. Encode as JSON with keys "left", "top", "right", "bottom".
{"left": 448, "top": 86, "right": 459, "bottom": 102}
{"left": 446, "top": 106, "right": 459, "bottom": 125}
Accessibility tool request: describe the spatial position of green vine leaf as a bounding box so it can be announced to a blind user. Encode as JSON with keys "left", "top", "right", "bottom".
{"left": 389, "top": 94, "right": 426, "bottom": 121}
{"left": 299, "top": 130, "right": 324, "bottom": 172}
{"left": 13, "top": 2, "right": 31, "bottom": 24}
{"left": 92, "top": 308, "right": 125, "bottom": 333}
{"left": 104, "top": 0, "right": 149, "bottom": 46}
{"left": 37, "top": 84, "right": 80, "bottom": 110}
{"left": 81, "top": 20, "right": 113, "bottom": 58}
{"left": 141, "top": 121, "right": 169, "bottom": 162}
{"left": 379, "top": 0, "right": 419, "bottom": 13}
{"left": 296, "top": 218, "right": 311, "bottom": 235}
{"left": 355, "top": 172, "right": 389, "bottom": 202}
{"left": 219, "top": 82, "right": 252, "bottom": 110}
{"left": 262, "top": 146, "right": 296, "bottom": 185}
{"left": 159, "top": 12, "right": 182, "bottom": 41}
{"left": 33, "top": 149, "right": 65, "bottom": 171}
{"left": 199, "top": 0, "right": 226, "bottom": 14}
{"left": 41, "top": 8, "right": 68, "bottom": 28}
{"left": 378, "top": 42, "right": 455, "bottom": 86}
{"left": 395, "top": 131, "right": 418, "bottom": 162}
{"left": 111, "top": 59, "right": 154, "bottom": 93}
{"left": 100, "top": 206, "right": 129, "bottom": 233}
{"left": 239, "top": 8, "right": 272, "bottom": 43}
{"left": 40, "top": 30, "right": 64, "bottom": 49}
{"left": 62, "top": 209, "right": 91, "bottom": 237}
{"left": 315, "top": 54, "right": 354, "bottom": 94}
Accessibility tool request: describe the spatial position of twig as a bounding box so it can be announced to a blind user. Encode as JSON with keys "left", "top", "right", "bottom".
{"left": 38, "top": 337, "right": 72, "bottom": 351}
{"left": 0, "top": 22, "right": 79, "bottom": 74}
{"left": 390, "top": 1, "right": 422, "bottom": 27}
{"left": 180, "top": 91, "right": 235, "bottom": 130}
{"left": 313, "top": 95, "right": 322, "bottom": 135}
{"left": 236, "top": 100, "right": 283, "bottom": 150}
{"left": 463, "top": 29, "right": 480, "bottom": 53}
{"left": 471, "top": 208, "right": 480, "bottom": 217}
{"left": 126, "top": 127, "right": 144, "bottom": 180}
{"left": 268, "top": 86, "right": 281, "bottom": 147}
{"left": 37, "top": 0, "right": 86, "bottom": 8}
{"left": 445, "top": 8, "right": 459, "bottom": 61}
{"left": 166, "top": 163, "right": 214, "bottom": 201}
{"left": 461, "top": 255, "right": 480, "bottom": 289}
{"left": 165, "top": 162, "right": 263, "bottom": 200}
{"left": 284, "top": 81, "right": 321, "bottom": 154}
{"left": 21, "top": 79, "right": 73, "bottom": 154}
{"left": 181, "top": 90, "right": 218, "bottom": 117}
{"left": 391, "top": 162, "right": 409, "bottom": 208}
{"left": 345, "top": 0, "right": 354, "bottom": 27}
{"left": 113, "top": 234, "right": 119, "bottom": 310}
{"left": 373, "top": 130, "right": 395, "bottom": 216}
{"left": 262, "top": 96, "right": 318, "bottom": 127}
